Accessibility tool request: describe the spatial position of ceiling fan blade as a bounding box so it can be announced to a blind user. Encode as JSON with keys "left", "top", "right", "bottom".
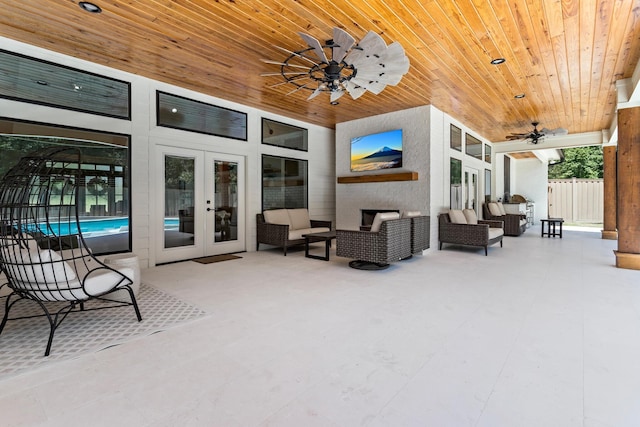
{"left": 273, "top": 45, "right": 319, "bottom": 66}
{"left": 307, "top": 85, "right": 325, "bottom": 100}
{"left": 332, "top": 27, "right": 356, "bottom": 62}
{"left": 541, "top": 127, "right": 568, "bottom": 136}
{"left": 344, "top": 80, "right": 367, "bottom": 100}
{"left": 344, "top": 31, "right": 387, "bottom": 66}
{"left": 260, "top": 59, "right": 310, "bottom": 70}
{"left": 330, "top": 89, "right": 345, "bottom": 103}
{"left": 298, "top": 32, "right": 329, "bottom": 63}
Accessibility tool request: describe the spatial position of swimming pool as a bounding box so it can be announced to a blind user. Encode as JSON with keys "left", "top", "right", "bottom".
{"left": 35, "top": 217, "right": 179, "bottom": 237}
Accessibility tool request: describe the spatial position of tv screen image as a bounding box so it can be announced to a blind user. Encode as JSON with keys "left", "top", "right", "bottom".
{"left": 350, "top": 129, "right": 403, "bottom": 172}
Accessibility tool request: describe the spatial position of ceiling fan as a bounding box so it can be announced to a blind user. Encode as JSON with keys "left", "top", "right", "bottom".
{"left": 505, "top": 122, "right": 568, "bottom": 144}
{"left": 261, "top": 28, "right": 410, "bottom": 104}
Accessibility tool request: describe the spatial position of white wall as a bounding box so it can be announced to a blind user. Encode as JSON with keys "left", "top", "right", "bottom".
{"left": 0, "top": 37, "right": 336, "bottom": 267}
{"left": 335, "top": 106, "right": 430, "bottom": 230}
{"left": 513, "top": 158, "right": 549, "bottom": 222}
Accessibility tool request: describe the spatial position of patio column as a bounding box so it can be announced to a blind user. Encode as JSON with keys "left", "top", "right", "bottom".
{"left": 614, "top": 107, "right": 640, "bottom": 269}
{"left": 601, "top": 145, "right": 617, "bottom": 240}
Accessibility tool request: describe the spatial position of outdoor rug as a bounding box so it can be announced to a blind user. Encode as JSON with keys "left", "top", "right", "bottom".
{"left": 0, "top": 284, "right": 208, "bottom": 379}
{"left": 191, "top": 254, "right": 242, "bottom": 264}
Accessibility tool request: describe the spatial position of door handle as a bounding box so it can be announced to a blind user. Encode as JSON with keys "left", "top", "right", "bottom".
{"left": 207, "top": 208, "right": 213, "bottom": 212}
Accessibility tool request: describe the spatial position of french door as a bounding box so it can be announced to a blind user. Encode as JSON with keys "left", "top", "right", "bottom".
{"left": 156, "top": 146, "right": 245, "bottom": 264}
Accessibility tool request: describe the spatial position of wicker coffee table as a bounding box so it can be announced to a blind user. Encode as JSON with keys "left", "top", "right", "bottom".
{"left": 302, "top": 230, "right": 336, "bottom": 261}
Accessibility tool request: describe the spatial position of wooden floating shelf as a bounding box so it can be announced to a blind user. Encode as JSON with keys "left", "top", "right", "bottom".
{"left": 337, "top": 172, "right": 419, "bottom": 184}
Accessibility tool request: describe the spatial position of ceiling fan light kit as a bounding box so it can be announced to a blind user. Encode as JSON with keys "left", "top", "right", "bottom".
{"left": 262, "top": 28, "right": 410, "bottom": 104}
{"left": 506, "top": 122, "right": 568, "bottom": 144}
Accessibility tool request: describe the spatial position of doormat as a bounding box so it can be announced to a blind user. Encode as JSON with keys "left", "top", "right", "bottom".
{"left": 191, "top": 254, "right": 242, "bottom": 264}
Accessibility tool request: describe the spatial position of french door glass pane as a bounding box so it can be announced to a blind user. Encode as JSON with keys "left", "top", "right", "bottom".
{"left": 214, "top": 160, "right": 238, "bottom": 242}
{"left": 164, "top": 155, "right": 195, "bottom": 248}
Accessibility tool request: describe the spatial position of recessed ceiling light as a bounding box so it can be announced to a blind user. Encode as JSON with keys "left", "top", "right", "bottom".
{"left": 330, "top": 101, "right": 339, "bottom": 106}
{"left": 35, "top": 80, "right": 48, "bottom": 86}
{"left": 514, "top": 93, "right": 526, "bottom": 99}
{"left": 79, "top": 2, "right": 102, "bottom": 13}
{"left": 171, "top": 108, "right": 178, "bottom": 113}
{"left": 490, "top": 58, "right": 506, "bottom": 65}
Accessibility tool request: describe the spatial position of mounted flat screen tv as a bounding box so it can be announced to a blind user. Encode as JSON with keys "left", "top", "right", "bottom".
{"left": 350, "top": 129, "right": 403, "bottom": 172}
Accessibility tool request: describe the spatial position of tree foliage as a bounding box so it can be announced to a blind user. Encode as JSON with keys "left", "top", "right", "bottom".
{"left": 548, "top": 146, "right": 603, "bottom": 179}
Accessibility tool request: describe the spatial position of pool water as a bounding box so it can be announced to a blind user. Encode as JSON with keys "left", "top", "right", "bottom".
{"left": 37, "top": 217, "right": 179, "bottom": 237}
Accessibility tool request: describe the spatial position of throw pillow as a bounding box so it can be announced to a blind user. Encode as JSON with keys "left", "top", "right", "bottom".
{"left": 463, "top": 209, "right": 478, "bottom": 224}
{"left": 496, "top": 202, "right": 507, "bottom": 215}
{"left": 448, "top": 209, "right": 467, "bottom": 224}
{"left": 263, "top": 209, "right": 291, "bottom": 227}
{"left": 287, "top": 208, "right": 311, "bottom": 230}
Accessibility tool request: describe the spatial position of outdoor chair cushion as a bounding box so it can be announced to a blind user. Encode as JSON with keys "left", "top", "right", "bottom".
{"left": 263, "top": 209, "right": 290, "bottom": 226}
{"left": 288, "top": 208, "right": 311, "bottom": 230}
{"left": 496, "top": 202, "right": 507, "bottom": 215}
{"left": 402, "top": 211, "right": 421, "bottom": 218}
{"left": 489, "top": 228, "right": 504, "bottom": 239}
{"left": 370, "top": 212, "right": 400, "bottom": 232}
{"left": 4, "top": 248, "right": 77, "bottom": 284}
{"left": 25, "top": 267, "right": 135, "bottom": 302}
{"left": 488, "top": 203, "right": 502, "bottom": 216}
{"left": 463, "top": 209, "right": 478, "bottom": 224}
{"left": 448, "top": 209, "right": 467, "bottom": 224}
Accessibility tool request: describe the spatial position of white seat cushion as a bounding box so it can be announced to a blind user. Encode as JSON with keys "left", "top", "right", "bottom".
{"left": 448, "top": 209, "right": 467, "bottom": 224}
{"left": 496, "top": 202, "right": 507, "bottom": 215}
{"left": 287, "top": 208, "right": 311, "bottom": 230}
{"left": 288, "top": 227, "right": 330, "bottom": 240}
{"left": 489, "top": 228, "right": 504, "bottom": 239}
{"left": 4, "top": 248, "right": 77, "bottom": 284}
{"left": 263, "top": 209, "right": 291, "bottom": 227}
{"left": 24, "top": 266, "right": 134, "bottom": 302}
{"left": 462, "top": 209, "right": 478, "bottom": 224}
{"left": 370, "top": 212, "right": 400, "bottom": 232}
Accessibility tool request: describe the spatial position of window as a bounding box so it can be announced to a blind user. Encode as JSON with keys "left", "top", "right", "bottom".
{"left": 262, "top": 155, "right": 308, "bottom": 211}
{"left": 465, "top": 134, "right": 482, "bottom": 159}
{"left": 262, "top": 118, "right": 308, "bottom": 151}
{"left": 0, "top": 118, "right": 131, "bottom": 255}
{"left": 0, "top": 49, "right": 130, "bottom": 119}
{"left": 484, "top": 144, "right": 492, "bottom": 163}
{"left": 157, "top": 91, "right": 247, "bottom": 140}
{"left": 450, "top": 124, "right": 462, "bottom": 151}
{"left": 450, "top": 157, "right": 462, "bottom": 209}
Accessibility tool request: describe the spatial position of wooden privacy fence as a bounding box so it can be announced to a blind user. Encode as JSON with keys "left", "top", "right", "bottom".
{"left": 547, "top": 178, "right": 603, "bottom": 223}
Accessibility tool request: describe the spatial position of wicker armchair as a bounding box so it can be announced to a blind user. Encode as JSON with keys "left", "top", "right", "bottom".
{"left": 336, "top": 214, "right": 412, "bottom": 269}
{"left": 256, "top": 209, "right": 331, "bottom": 255}
{"left": 404, "top": 213, "right": 430, "bottom": 255}
{"left": 482, "top": 202, "right": 526, "bottom": 236}
{"left": 438, "top": 210, "right": 503, "bottom": 256}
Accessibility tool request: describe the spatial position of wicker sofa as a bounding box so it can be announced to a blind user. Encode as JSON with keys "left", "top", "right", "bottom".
{"left": 482, "top": 202, "right": 527, "bottom": 236}
{"left": 438, "top": 209, "right": 504, "bottom": 256}
{"left": 336, "top": 212, "right": 412, "bottom": 269}
{"left": 256, "top": 208, "right": 331, "bottom": 255}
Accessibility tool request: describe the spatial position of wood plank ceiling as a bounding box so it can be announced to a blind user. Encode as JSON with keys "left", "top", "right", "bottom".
{"left": 0, "top": 0, "right": 639, "bottom": 142}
